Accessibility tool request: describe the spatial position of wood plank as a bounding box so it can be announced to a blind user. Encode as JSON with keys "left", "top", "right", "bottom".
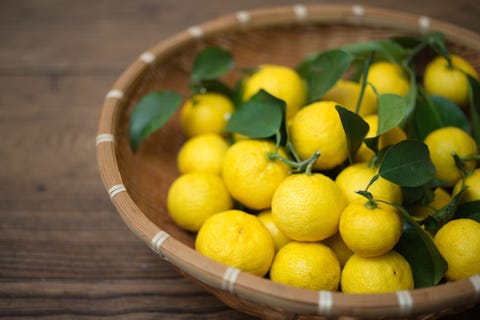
{"left": 0, "top": 279, "right": 256, "bottom": 319}
{"left": 0, "top": 0, "right": 478, "bottom": 73}
{"left": 0, "top": 0, "right": 479, "bottom": 319}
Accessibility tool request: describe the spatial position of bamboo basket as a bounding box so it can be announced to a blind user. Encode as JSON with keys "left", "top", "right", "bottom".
{"left": 96, "top": 4, "right": 480, "bottom": 319}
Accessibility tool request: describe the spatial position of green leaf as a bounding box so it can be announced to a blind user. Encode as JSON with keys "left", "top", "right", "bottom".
{"left": 335, "top": 105, "right": 370, "bottom": 163}
{"left": 423, "top": 31, "right": 451, "bottom": 62}
{"left": 410, "top": 89, "right": 470, "bottom": 140}
{"left": 394, "top": 206, "right": 447, "bottom": 288}
{"left": 364, "top": 136, "right": 380, "bottom": 156}
{"left": 390, "top": 35, "right": 422, "bottom": 49}
{"left": 225, "top": 89, "right": 285, "bottom": 138}
{"left": 296, "top": 49, "right": 353, "bottom": 102}
{"left": 402, "top": 178, "right": 444, "bottom": 206}
{"left": 129, "top": 91, "right": 183, "bottom": 152}
{"left": 191, "top": 79, "right": 235, "bottom": 99}
{"left": 379, "top": 140, "right": 436, "bottom": 187}
{"left": 340, "top": 39, "right": 408, "bottom": 64}
{"left": 402, "top": 184, "right": 434, "bottom": 207}
{"left": 423, "top": 185, "right": 467, "bottom": 233}
{"left": 376, "top": 94, "right": 407, "bottom": 136}
{"left": 191, "top": 47, "right": 234, "bottom": 81}
{"left": 467, "top": 74, "right": 480, "bottom": 145}
{"left": 402, "top": 68, "right": 418, "bottom": 126}
{"left": 455, "top": 200, "right": 480, "bottom": 222}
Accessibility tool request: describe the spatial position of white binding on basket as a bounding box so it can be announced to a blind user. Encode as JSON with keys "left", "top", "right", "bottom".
{"left": 396, "top": 290, "right": 414, "bottom": 316}
{"left": 293, "top": 4, "right": 308, "bottom": 20}
{"left": 151, "top": 230, "right": 171, "bottom": 252}
{"left": 105, "top": 89, "right": 124, "bottom": 100}
{"left": 419, "top": 16, "right": 431, "bottom": 32}
{"left": 108, "top": 184, "right": 127, "bottom": 199}
{"left": 222, "top": 267, "right": 241, "bottom": 293}
{"left": 470, "top": 275, "right": 480, "bottom": 298}
{"left": 139, "top": 51, "right": 155, "bottom": 63}
{"left": 317, "top": 290, "right": 333, "bottom": 315}
{"left": 236, "top": 11, "right": 251, "bottom": 24}
{"left": 188, "top": 26, "right": 204, "bottom": 38}
{"left": 352, "top": 5, "right": 365, "bottom": 17}
{"left": 96, "top": 133, "right": 114, "bottom": 145}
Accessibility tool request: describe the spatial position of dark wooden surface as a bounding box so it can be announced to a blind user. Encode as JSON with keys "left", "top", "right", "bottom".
{"left": 1, "top": 0, "right": 479, "bottom": 319}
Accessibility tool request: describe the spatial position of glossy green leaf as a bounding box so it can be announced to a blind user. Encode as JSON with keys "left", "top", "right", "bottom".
{"left": 402, "top": 68, "right": 418, "bottom": 126}
{"left": 296, "top": 49, "right": 353, "bottom": 102}
{"left": 455, "top": 200, "right": 480, "bottom": 222}
{"left": 225, "top": 89, "right": 285, "bottom": 138}
{"left": 390, "top": 35, "right": 422, "bottom": 49}
{"left": 191, "top": 79, "right": 235, "bottom": 99}
{"left": 379, "top": 140, "right": 436, "bottom": 187}
{"left": 410, "top": 90, "right": 470, "bottom": 140}
{"left": 340, "top": 39, "right": 408, "bottom": 64}
{"left": 394, "top": 205, "right": 447, "bottom": 288}
{"left": 423, "top": 31, "right": 451, "bottom": 62}
{"left": 336, "top": 105, "right": 370, "bottom": 163}
{"left": 402, "top": 184, "right": 434, "bottom": 207}
{"left": 376, "top": 94, "right": 407, "bottom": 136}
{"left": 423, "top": 186, "right": 466, "bottom": 233}
{"left": 191, "top": 47, "right": 234, "bottom": 81}
{"left": 402, "top": 178, "right": 444, "bottom": 207}
{"left": 364, "top": 136, "right": 380, "bottom": 156}
{"left": 129, "top": 91, "right": 183, "bottom": 152}
{"left": 467, "top": 74, "right": 480, "bottom": 145}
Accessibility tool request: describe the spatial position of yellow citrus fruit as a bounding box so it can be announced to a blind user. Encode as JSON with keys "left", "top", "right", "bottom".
{"left": 242, "top": 64, "right": 307, "bottom": 119}
{"left": 433, "top": 218, "right": 480, "bottom": 280}
{"left": 323, "top": 232, "right": 353, "bottom": 267}
{"left": 423, "top": 54, "right": 478, "bottom": 107}
{"left": 354, "top": 114, "right": 407, "bottom": 162}
{"left": 339, "top": 198, "right": 403, "bottom": 257}
{"left": 424, "top": 126, "right": 477, "bottom": 186}
{"left": 453, "top": 168, "right": 480, "bottom": 203}
{"left": 335, "top": 162, "right": 403, "bottom": 204}
{"left": 180, "top": 93, "right": 235, "bottom": 137}
{"left": 364, "top": 61, "right": 410, "bottom": 96}
{"left": 195, "top": 210, "right": 275, "bottom": 277}
{"left": 290, "top": 101, "right": 348, "bottom": 170}
{"left": 272, "top": 173, "right": 347, "bottom": 241}
{"left": 269, "top": 241, "right": 341, "bottom": 291}
{"left": 167, "top": 173, "right": 233, "bottom": 232}
{"left": 410, "top": 187, "right": 451, "bottom": 220}
{"left": 257, "top": 210, "right": 292, "bottom": 252}
{"left": 177, "top": 133, "right": 229, "bottom": 175}
{"left": 321, "top": 79, "right": 377, "bottom": 116}
{"left": 222, "top": 139, "right": 290, "bottom": 210}
{"left": 341, "top": 251, "right": 414, "bottom": 293}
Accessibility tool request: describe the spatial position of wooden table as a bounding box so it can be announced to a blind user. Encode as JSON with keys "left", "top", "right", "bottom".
{"left": 1, "top": 0, "right": 479, "bottom": 319}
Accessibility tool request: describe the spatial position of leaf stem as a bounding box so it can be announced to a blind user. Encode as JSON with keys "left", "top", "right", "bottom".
{"left": 355, "top": 51, "right": 376, "bottom": 114}
{"left": 404, "top": 42, "right": 427, "bottom": 66}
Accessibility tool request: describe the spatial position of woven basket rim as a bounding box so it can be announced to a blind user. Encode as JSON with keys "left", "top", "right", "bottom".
{"left": 96, "top": 4, "right": 480, "bottom": 318}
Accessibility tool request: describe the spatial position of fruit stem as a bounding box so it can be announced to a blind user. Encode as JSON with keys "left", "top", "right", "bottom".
{"left": 451, "top": 151, "right": 474, "bottom": 178}
{"left": 304, "top": 151, "right": 321, "bottom": 176}
{"left": 364, "top": 199, "right": 378, "bottom": 209}
{"left": 356, "top": 190, "right": 378, "bottom": 209}
{"left": 267, "top": 150, "right": 320, "bottom": 175}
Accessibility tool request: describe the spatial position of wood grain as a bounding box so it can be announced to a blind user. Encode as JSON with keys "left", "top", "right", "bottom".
{"left": 0, "top": 0, "right": 479, "bottom": 319}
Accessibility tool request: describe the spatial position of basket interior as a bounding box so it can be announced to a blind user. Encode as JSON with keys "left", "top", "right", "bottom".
{"left": 114, "top": 21, "right": 480, "bottom": 249}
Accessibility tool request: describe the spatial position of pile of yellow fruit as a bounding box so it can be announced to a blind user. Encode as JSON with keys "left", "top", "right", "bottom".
{"left": 132, "top": 33, "right": 480, "bottom": 293}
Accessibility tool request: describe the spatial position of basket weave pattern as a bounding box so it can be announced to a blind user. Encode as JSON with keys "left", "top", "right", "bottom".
{"left": 97, "top": 5, "right": 480, "bottom": 319}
